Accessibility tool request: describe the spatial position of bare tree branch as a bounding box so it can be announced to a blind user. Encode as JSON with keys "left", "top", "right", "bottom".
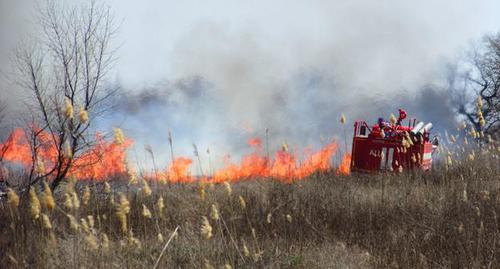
{"left": 449, "top": 32, "right": 500, "bottom": 138}
{"left": 15, "top": 0, "right": 119, "bottom": 190}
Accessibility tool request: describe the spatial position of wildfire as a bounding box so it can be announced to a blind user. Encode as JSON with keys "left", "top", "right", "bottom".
{"left": 247, "top": 137, "right": 262, "bottom": 148}
{"left": 207, "top": 138, "right": 339, "bottom": 183}
{"left": 0, "top": 128, "right": 132, "bottom": 180}
{"left": 1, "top": 128, "right": 34, "bottom": 165}
{"left": 161, "top": 157, "right": 193, "bottom": 183}
{"left": 337, "top": 153, "right": 351, "bottom": 175}
{"left": 71, "top": 133, "right": 132, "bottom": 180}
{"left": 1, "top": 128, "right": 350, "bottom": 183}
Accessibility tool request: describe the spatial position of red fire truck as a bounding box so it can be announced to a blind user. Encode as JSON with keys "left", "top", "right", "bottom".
{"left": 350, "top": 109, "right": 437, "bottom": 172}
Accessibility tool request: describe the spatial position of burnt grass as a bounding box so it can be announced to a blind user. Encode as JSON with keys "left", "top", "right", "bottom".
{"left": 1, "top": 152, "right": 499, "bottom": 268}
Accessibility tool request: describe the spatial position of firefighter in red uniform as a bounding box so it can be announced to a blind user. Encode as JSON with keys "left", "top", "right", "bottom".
{"left": 396, "top": 109, "right": 407, "bottom": 126}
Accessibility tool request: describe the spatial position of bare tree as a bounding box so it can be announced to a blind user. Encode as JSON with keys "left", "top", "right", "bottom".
{"left": 0, "top": 100, "right": 6, "bottom": 125}
{"left": 448, "top": 33, "right": 500, "bottom": 138}
{"left": 0, "top": 99, "right": 7, "bottom": 163}
{"left": 15, "top": 0, "right": 118, "bottom": 190}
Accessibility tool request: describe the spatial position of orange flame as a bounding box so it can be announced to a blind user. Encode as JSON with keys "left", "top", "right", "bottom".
{"left": 1, "top": 128, "right": 34, "bottom": 165}
{"left": 207, "top": 138, "right": 338, "bottom": 183}
{"left": 161, "top": 157, "right": 193, "bottom": 183}
{"left": 1, "top": 127, "right": 62, "bottom": 172}
{"left": 71, "top": 133, "right": 132, "bottom": 180}
{"left": 247, "top": 137, "right": 262, "bottom": 149}
{"left": 2, "top": 127, "right": 347, "bottom": 182}
{"left": 336, "top": 153, "right": 351, "bottom": 175}
{"left": 0, "top": 128, "right": 132, "bottom": 180}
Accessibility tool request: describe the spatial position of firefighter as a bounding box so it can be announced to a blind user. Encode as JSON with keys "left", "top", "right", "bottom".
{"left": 377, "top": 118, "right": 390, "bottom": 137}
{"left": 377, "top": 117, "right": 386, "bottom": 129}
{"left": 396, "top": 109, "right": 407, "bottom": 126}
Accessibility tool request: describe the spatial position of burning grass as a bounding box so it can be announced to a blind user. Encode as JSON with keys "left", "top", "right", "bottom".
{"left": 1, "top": 147, "right": 499, "bottom": 268}
{"left": 0, "top": 128, "right": 347, "bottom": 183}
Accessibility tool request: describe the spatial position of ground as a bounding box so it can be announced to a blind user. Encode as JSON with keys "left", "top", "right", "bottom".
{"left": 0, "top": 150, "right": 499, "bottom": 268}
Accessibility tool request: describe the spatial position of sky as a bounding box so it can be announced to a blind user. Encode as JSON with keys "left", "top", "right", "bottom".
{"left": 2, "top": 0, "right": 500, "bottom": 93}
{"left": 1, "top": 0, "right": 499, "bottom": 170}
{"left": 112, "top": 0, "right": 499, "bottom": 89}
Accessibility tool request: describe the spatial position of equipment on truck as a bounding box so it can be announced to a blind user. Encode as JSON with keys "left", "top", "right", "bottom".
{"left": 350, "top": 109, "right": 437, "bottom": 172}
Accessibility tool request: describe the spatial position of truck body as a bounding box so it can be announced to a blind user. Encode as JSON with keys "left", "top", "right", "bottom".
{"left": 350, "top": 109, "right": 436, "bottom": 172}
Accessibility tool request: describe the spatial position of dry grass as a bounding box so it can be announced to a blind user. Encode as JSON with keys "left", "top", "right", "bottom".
{"left": 1, "top": 147, "right": 499, "bottom": 268}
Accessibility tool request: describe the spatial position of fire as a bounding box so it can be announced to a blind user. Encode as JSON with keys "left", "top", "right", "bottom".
{"left": 247, "top": 137, "right": 262, "bottom": 148}
{"left": 71, "top": 133, "right": 132, "bottom": 180}
{"left": 208, "top": 138, "right": 338, "bottom": 183}
{"left": 337, "top": 153, "right": 351, "bottom": 175}
{"left": 1, "top": 127, "right": 347, "bottom": 183}
{"left": 1, "top": 128, "right": 35, "bottom": 165}
{"left": 0, "top": 128, "right": 132, "bottom": 180}
{"left": 161, "top": 157, "right": 193, "bottom": 183}
{"left": 0, "top": 127, "right": 62, "bottom": 173}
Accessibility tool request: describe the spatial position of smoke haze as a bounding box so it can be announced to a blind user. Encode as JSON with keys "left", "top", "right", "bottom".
{"left": 1, "top": 0, "right": 500, "bottom": 169}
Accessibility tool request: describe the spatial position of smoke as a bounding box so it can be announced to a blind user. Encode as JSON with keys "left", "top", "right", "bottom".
{"left": 107, "top": 73, "right": 456, "bottom": 171}
{"left": 0, "top": 0, "right": 37, "bottom": 92}
{"left": 105, "top": 12, "right": 466, "bottom": 168}
{"left": 2, "top": 0, "right": 500, "bottom": 170}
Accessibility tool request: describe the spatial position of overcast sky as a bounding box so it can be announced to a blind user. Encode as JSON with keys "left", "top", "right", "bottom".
{"left": 1, "top": 0, "right": 500, "bottom": 169}
{"left": 116, "top": 0, "right": 500, "bottom": 92}
{"left": 1, "top": 0, "right": 500, "bottom": 92}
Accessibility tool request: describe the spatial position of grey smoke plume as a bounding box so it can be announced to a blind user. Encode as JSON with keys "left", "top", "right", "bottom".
{"left": 2, "top": 0, "right": 500, "bottom": 170}
{"left": 107, "top": 75, "right": 456, "bottom": 171}
{"left": 105, "top": 15, "right": 465, "bottom": 169}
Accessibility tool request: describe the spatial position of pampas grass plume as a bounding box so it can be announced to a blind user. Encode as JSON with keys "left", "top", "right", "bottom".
{"left": 7, "top": 188, "right": 19, "bottom": 209}
{"left": 29, "top": 188, "right": 41, "bottom": 220}
{"left": 42, "top": 213, "right": 52, "bottom": 229}
{"left": 223, "top": 181, "right": 232, "bottom": 195}
{"left": 239, "top": 195, "right": 246, "bottom": 209}
{"left": 156, "top": 196, "right": 165, "bottom": 217}
{"left": 210, "top": 204, "right": 219, "bottom": 221}
{"left": 65, "top": 98, "right": 74, "bottom": 119}
{"left": 201, "top": 216, "right": 213, "bottom": 239}
{"left": 142, "top": 204, "right": 152, "bottom": 218}
{"left": 142, "top": 180, "right": 152, "bottom": 197}
{"left": 82, "top": 186, "right": 91, "bottom": 206}
{"left": 42, "top": 181, "right": 55, "bottom": 211}
{"left": 79, "top": 107, "right": 89, "bottom": 124}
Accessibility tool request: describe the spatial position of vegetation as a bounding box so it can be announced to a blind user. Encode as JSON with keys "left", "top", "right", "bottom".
{"left": 448, "top": 33, "right": 500, "bottom": 138}
{"left": 1, "top": 142, "right": 499, "bottom": 268}
{"left": 13, "top": 0, "right": 118, "bottom": 190}
{"left": 1, "top": 1, "right": 499, "bottom": 268}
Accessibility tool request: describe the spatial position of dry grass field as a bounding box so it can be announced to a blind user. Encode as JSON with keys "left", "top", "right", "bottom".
{"left": 0, "top": 146, "right": 499, "bottom": 268}
{"left": 1, "top": 1, "right": 499, "bottom": 268}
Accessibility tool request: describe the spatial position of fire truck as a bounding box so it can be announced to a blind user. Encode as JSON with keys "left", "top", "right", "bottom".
{"left": 350, "top": 109, "right": 438, "bottom": 172}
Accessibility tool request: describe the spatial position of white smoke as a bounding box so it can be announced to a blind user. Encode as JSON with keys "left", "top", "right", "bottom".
{"left": 2, "top": 0, "right": 500, "bottom": 171}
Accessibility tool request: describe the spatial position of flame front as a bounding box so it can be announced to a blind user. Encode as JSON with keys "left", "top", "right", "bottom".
{"left": 337, "top": 153, "right": 351, "bottom": 175}
{"left": 71, "top": 133, "right": 133, "bottom": 180}
{"left": 0, "top": 128, "right": 132, "bottom": 180}
{"left": 1, "top": 128, "right": 348, "bottom": 182}
{"left": 160, "top": 138, "right": 340, "bottom": 183}
{"left": 161, "top": 157, "right": 193, "bottom": 183}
